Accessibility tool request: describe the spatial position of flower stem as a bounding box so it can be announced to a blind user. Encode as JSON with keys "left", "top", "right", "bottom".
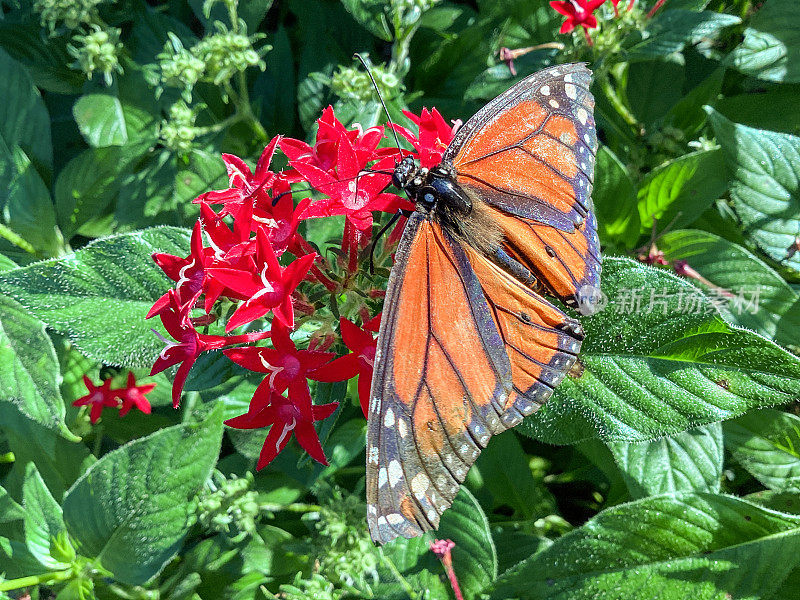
{"left": 0, "top": 569, "right": 72, "bottom": 592}
{"left": 258, "top": 501, "right": 322, "bottom": 513}
{"left": 378, "top": 547, "right": 418, "bottom": 599}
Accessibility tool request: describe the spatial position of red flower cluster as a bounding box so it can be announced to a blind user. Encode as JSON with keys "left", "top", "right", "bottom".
{"left": 146, "top": 106, "right": 446, "bottom": 469}
{"left": 546, "top": 0, "right": 641, "bottom": 46}
{"left": 73, "top": 373, "right": 155, "bottom": 423}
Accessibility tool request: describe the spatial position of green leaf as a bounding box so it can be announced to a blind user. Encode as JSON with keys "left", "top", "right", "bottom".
{"left": 0, "top": 485, "right": 24, "bottom": 523}
{"left": 658, "top": 229, "right": 800, "bottom": 346}
{"left": 62, "top": 405, "right": 224, "bottom": 585}
{"left": 0, "top": 535, "right": 49, "bottom": 579}
{"left": 637, "top": 148, "right": 728, "bottom": 233}
{"left": 729, "top": 0, "right": 800, "bottom": 83}
{"left": 724, "top": 408, "right": 800, "bottom": 492}
{"left": 379, "top": 488, "right": 496, "bottom": 599}
{"left": 716, "top": 85, "right": 800, "bottom": 136}
{"left": 340, "top": 0, "right": 392, "bottom": 41}
{"left": 626, "top": 60, "right": 685, "bottom": 127}
{"left": 707, "top": 108, "right": 800, "bottom": 272}
{"left": 0, "top": 48, "right": 52, "bottom": 176}
{"left": 520, "top": 258, "right": 800, "bottom": 444}
{"left": 608, "top": 423, "right": 723, "bottom": 498}
{"left": 0, "top": 227, "right": 189, "bottom": 367}
{"left": 0, "top": 294, "right": 74, "bottom": 439}
{"left": 54, "top": 147, "right": 132, "bottom": 240}
{"left": 23, "top": 463, "right": 69, "bottom": 569}
{"left": 73, "top": 94, "right": 128, "bottom": 148}
{"left": 662, "top": 66, "right": 725, "bottom": 138}
{"left": 625, "top": 10, "right": 740, "bottom": 61}
{"left": 491, "top": 493, "right": 800, "bottom": 599}
{"left": 592, "top": 146, "right": 640, "bottom": 249}
{"left": 470, "top": 430, "right": 556, "bottom": 520}
{"left": 1, "top": 142, "right": 62, "bottom": 258}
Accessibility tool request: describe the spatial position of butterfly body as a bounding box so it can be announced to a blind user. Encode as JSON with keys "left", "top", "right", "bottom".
{"left": 368, "top": 63, "right": 600, "bottom": 545}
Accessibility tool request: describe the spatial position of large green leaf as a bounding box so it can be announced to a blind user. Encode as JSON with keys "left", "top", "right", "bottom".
{"left": 520, "top": 258, "right": 800, "bottom": 444}
{"left": 491, "top": 493, "right": 800, "bottom": 599}
{"left": 608, "top": 423, "right": 723, "bottom": 498}
{"left": 729, "top": 0, "right": 800, "bottom": 83}
{"left": 62, "top": 405, "right": 223, "bottom": 585}
{"left": 378, "top": 487, "right": 496, "bottom": 600}
{"left": 0, "top": 227, "right": 189, "bottom": 367}
{"left": 658, "top": 229, "right": 800, "bottom": 346}
{"left": 0, "top": 48, "right": 52, "bottom": 176}
{"left": 707, "top": 109, "right": 800, "bottom": 272}
{"left": 592, "top": 146, "right": 640, "bottom": 249}
{"left": 724, "top": 408, "right": 800, "bottom": 492}
{"left": 0, "top": 485, "right": 24, "bottom": 524}
{"left": 637, "top": 149, "right": 727, "bottom": 234}
{"left": 0, "top": 294, "right": 73, "bottom": 439}
{"left": 624, "top": 10, "right": 740, "bottom": 61}
{"left": 716, "top": 85, "right": 800, "bottom": 136}
{"left": 22, "top": 464, "right": 68, "bottom": 569}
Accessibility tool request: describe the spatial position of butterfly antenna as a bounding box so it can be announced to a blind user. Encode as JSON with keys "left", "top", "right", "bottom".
{"left": 354, "top": 53, "right": 404, "bottom": 160}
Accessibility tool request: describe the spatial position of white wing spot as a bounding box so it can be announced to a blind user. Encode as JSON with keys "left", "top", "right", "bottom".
{"left": 411, "top": 472, "right": 430, "bottom": 496}
{"left": 368, "top": 446, "right": 379, "bottom": 465}
{"left": 398, "top": 418, "right": 408, "bottom": 438}
{"left": 565, "top": 84, "right": 577, "bottom": 99}
{"left": 564, "top": 73, "right": 573, "bottom": 83}
{"left": 540, "top": 85, "right": 551, "bottom": 96}
{"left": 378, "top": 467, "right": 388, "bottom": 488}
{"left": 368, "top": 504, "right": 377, "bottom": 515}
{"left": 577, "top": 108, "right": 588, "bottom": 125}
{"left": 427, "top": 509, "right": 438, "bottom": 522}
{"left": 388, "top": 460, "right": 403, "bottom": 487}
{"left": 549, "top": 99, "right": 560, "bottom": 109}
{"left": 384, "top": 407, "right": 395, "bottom": 427}
{"left": 387, "top": 513, "right": 405, "bottom": 526}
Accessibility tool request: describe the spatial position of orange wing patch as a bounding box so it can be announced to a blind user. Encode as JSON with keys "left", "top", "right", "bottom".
{"left": 464, "top": 246, "right": 585, "bottom": 426}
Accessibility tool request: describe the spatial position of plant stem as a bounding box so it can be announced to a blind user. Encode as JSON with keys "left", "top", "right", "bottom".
{"left": 258, "top": 502, "right": 322, "bottom": 513}
{"left": 92, "top": 423, "right": 104, "bottom": 456}
{"left": 599, "top": 73, "right": 640, "bottom": 129}
{"left": 378, "top": 547, "right": 417, "bottom": 599}
{"left": 0, "top": 569, "right": 72, "bottom": 592}
{"left": 0, "top": 223, "right": 35, "bottom": 255}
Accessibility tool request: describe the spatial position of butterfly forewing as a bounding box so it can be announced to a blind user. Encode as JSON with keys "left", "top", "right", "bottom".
{"left": 445, "top": 63, "right": 601, "bottom": 302}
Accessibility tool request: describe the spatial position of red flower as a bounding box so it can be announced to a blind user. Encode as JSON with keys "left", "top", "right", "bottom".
{"left": 73, "top": 376, "right": 119, "bottom": 424}
{"left": 391, "top": 108, "right": 458, "bottom": 169}
{"left": 224, "top": 320, "right": 336, "bottom": 418}
{"left": 281, "top": 106, "right": 406, "bottom": 233}
{"left": 310, "top": 315, "right": 381, "bottom": 416}
{"left": 148, "top": 221, "right": 209, "bottom": 317}
{"left": 610, "top": 0, "right": 635, "bottom": 16}
{"left": 207, "top": 228, "right": 317, "bottom": 331}
{"left": 225, "top": 388, "right": 339, "bottom": 469}
{"left": 149, "top": 290, "right": 270, "bottom": 407}
{"left": 550, "top": 0, "right": 606, "bottom": 38}
{"left": 194, "top": 136, "right": 282, "bottom": 220}
{"left": 116, "top": 372, "right": 156, "bottom": 417}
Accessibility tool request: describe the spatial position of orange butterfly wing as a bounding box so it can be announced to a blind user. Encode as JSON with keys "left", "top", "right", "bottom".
{"left": 367, "top": 214, "right": 584, "bottom": 545}
{"left": 445, "top": 63, "right": 601, "bottom": 303}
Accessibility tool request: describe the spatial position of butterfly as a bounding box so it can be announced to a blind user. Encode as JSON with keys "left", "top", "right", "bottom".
{"left": 365, "top": 63, "right": 601, "bottom": 545}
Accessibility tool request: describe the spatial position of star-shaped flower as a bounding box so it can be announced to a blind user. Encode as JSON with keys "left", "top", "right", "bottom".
{"left": 73, "top": 376, "right": 119, "bottom": 424}
{"left": 391, "top": 108, "right": 458, "bottom": 169}
{"left": 309, "top": 315, "right": 381, "bottom": 416}
{"left": 207, "top": 228, "right": 316, "bottom": 331}
{"left": 550, "top": 0, "right": 606, "bottom": 38}
{"left": 116, "top": 372, "right": 156, "bottom": 417}
{"left": 225, "top": 388, "right": 339, "bottom": 470}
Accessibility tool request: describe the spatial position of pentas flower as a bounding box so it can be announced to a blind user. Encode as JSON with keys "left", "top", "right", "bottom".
{"left": 251, "top": 177, "right": 312, "bottom": 257}
{"left": 550, "top": 0, "right": 606, "bottom": 44}
{"left": 195, "top": 135, "right": 282, "bottom": 220}
{"left": 117, "top": 372, "right": 156, "bottom": 417}
{"left": 281, "top": 106, "right": 407, "bottom": 233}
{"left": 148, "top": 221, "right": 209, "bottom": 317}
{"left": 149, "top": 290, "right": 270, "bottom": 407}
{"left": 224, "top": 321, "right": 336, "bottom": 419}
{"left": 225, "top": 387, "right": 339, "bottom": 470}
{"left": 391, "top": 108, "right": 458, "bottom": 169}
{"left": 310, "top": 315, "right": 381, "bottom": 416}
{"left": 207, "top": 228, "right": 317, "bottom": 331}
{"left": 73, "top": 376, "right": 119, "bottom": 424}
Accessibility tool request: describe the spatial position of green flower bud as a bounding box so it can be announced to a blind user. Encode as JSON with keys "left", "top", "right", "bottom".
{"left": 67, "top": 26, "right": 123, "bottom": 86}
{"left": 33, "top": 0, "right": 106, "bottom": 33}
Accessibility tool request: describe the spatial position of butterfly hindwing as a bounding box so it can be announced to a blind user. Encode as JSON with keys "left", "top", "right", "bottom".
{"left": 445, "top": 63, "right": 601, "bottom": 303}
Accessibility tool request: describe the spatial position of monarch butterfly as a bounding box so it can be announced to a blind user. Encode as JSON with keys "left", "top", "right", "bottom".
{"left": 366, "top": 63, "right": 601, "bottom": 545}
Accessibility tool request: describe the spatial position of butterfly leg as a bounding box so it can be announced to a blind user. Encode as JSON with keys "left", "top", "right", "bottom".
{"left": 369, "top": 209, "right": 415, "bottom": 274}
{"left": 494, "top": 247, "right": 541, "bottom": 291}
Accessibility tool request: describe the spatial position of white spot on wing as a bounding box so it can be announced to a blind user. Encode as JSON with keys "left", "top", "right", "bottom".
{"left": 577, "top": 108, "right": 588, "bottom": 125}
{"left": 565, "top": 84, "right": 576, "bottom": 99}
{"left": 549, "top": 99, "right": 560, "bottom": 109}
{"left": 398, "top": 418, "right": 408, "bottom": 438}
{"left": 541, "top": 85, "right": 551, "bottom": 96}
{"left": 379, "top": 467, "right": 388, "bottom": 488}
{"left": 384, "top": 407, "right": 395, "bottom": 427}
{"left": 411, "top": 473, "right": 430, "bottom": 496}
{"left": 387, "top": 513, "right": 405, "bottom": 526}
{"left": 388, "top": 460, "right": 403, "bottom": 487}
{"left": 368, "top": 446, "right": 379, "bottom": 465}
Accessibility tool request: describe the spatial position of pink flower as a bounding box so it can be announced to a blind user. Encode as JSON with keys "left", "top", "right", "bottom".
{"left": 149, "top": 290, "right": 269, "bottom": 407}
{"left": 225, "top": 388, "right": 338, "bottom": 469}
{"left": 116, "top": 372, "right": 156, "bottom": 417}
{"left": 73, "top": 376, "right": 119, "bottom": 423}
{"left": 207, "top": 228, "right": 317, "bottom": 331}
{"left": 310, "top": 315, "right": 381, "bottom": 416}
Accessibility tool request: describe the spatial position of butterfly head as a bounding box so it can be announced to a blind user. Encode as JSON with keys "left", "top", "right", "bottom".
{"left": 392, "top": 156, "right": 420, "bottom": 192}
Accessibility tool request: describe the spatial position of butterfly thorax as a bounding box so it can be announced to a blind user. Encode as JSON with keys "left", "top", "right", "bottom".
{"left": 393, "top": 155, "right": 503, "bottom": 258}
